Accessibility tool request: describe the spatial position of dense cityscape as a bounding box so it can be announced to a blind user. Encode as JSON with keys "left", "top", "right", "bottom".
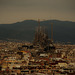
{"left": 0, "top": 25, "right": 75, "bottom": 75}
{"left": 0, "top": 0, "right": 75, "bottom": 75}
{"left": 0, "top": 40, "right": 75, "bottom": 75}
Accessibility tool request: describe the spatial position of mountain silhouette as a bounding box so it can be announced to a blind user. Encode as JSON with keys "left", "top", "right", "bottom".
{"left": 0, "top": 20, "right": 75, "bottom": 44}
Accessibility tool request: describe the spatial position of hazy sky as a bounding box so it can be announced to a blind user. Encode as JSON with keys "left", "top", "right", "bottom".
{"left": 0, "top": 0, "right": 75, "bottom": 24}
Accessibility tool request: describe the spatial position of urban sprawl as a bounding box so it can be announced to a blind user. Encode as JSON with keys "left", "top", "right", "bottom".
{"left": 0, "top": 24, "right": 75, "bottom": 75}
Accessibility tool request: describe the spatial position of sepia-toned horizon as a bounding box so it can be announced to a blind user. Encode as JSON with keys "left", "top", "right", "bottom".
{"left": 0, "top": 0, "right": 75, "bottom": 24}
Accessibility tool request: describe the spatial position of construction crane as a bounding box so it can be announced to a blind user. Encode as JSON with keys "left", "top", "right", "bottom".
{"left": 51, "top": 23, "right": 53, "bottom": 43}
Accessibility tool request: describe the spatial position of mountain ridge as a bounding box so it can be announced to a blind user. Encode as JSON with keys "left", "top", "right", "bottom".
{"left": 0, "top": 20, "right": 75, "bottom": 44}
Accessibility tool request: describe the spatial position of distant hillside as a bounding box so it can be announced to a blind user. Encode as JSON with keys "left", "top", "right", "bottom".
{"left": 0, "top": 20, "right": 75, "bottom": 44}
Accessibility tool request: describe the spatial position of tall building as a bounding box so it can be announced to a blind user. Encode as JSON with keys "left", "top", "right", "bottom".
{"left": 33, "top": 20, "right": 55, "bottom": 51}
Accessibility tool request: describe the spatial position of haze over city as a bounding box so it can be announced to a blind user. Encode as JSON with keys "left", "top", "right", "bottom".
{"left": 0, "top": 0, "right": 75, "bottom": 75}
{"left": 0, "top": 0, "right": 75, "bottom": 24}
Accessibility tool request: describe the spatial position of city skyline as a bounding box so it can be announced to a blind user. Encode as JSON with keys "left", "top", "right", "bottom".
{"left": 0, "top": 0, "right": 75, "bottom": 24}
